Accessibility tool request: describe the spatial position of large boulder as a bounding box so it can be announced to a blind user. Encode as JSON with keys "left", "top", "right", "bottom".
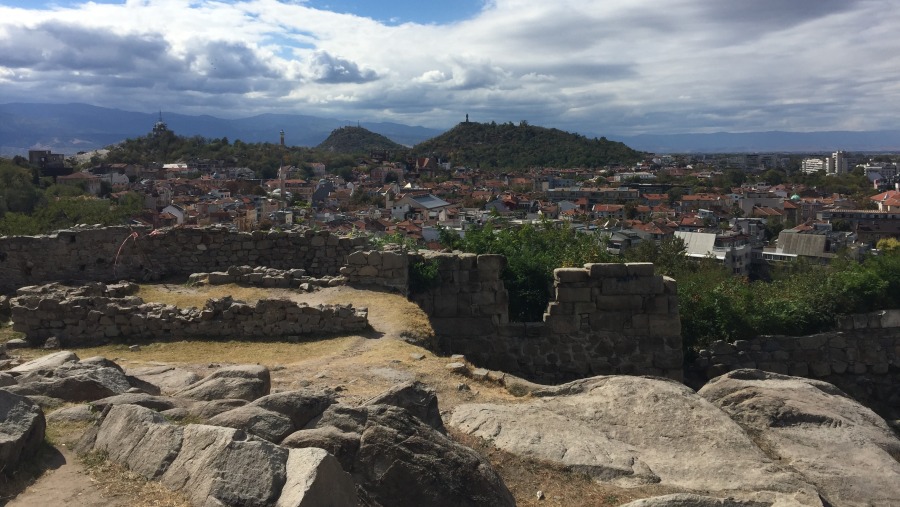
{"left": 449, "top": 375, "right": 820, "bottom": 504}
{"left": 161, "top": 424, "right": 289, "bottom": 507}
{"left": 291, "top": 403, "right": 515, "bottom": 507}
{"left": 276, "top": 448, "right": 357, "bottom": 507}
{"left": 174, "top": 364, "right": 270, "bottom": 402}
{"left": 126, "top": 365, "right": 201, "bottom": 394}
{"left": 6, "top": 359, "right": 133, "bottom": 402}
{"left": 208, "top": 405, "right": 296, "bottom": 443}
{"left": 92, "top": 404, "right": 184, "bottom": 479}
{"left": 363, "top": 381, "right": 444, "bottom": 433}
{"left": 248, "top": 389, "right": 336, "bottom": 430}
{"left": 90, "top": 392, "right": 189, "bottom": 414}
{"left": 0, "top": 390, "right": 46, "bottom": 475}
{"left": 699, "top": 369, "right": 900, "bottom": 507}
{"left": 7, "top": 350, "right": 78, "bottom": 375}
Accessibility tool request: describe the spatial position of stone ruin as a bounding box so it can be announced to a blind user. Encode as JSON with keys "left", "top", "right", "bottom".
{"left": 188, "top": 265, "right": 346, "bottom": 292}
{"left": 9, "top": 282, "right": 368, "bottom": 347}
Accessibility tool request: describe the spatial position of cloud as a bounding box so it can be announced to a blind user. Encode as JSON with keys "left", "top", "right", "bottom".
{"left": 0, "top": 0, "right": 898, "bottom": 135}
{"left": 305, "top": 51, "right": 378, "bottom": 84}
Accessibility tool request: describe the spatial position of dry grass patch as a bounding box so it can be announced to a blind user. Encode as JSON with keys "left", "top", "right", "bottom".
{"left": 80, "top": 451, "right": 191, "bottom": 507}
{"left": 72, "top": 336, "right": 362, "bottom": 366}
{"left": 0, "top": 322, "right": 23, "bottom": 344}
{"left": 137, "top": 283, "right": 280, "bottom": 308}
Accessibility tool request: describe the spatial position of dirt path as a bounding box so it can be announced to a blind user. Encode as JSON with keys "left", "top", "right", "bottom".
{"left": 6, "top": 447, "right": 126, "bottom": 507}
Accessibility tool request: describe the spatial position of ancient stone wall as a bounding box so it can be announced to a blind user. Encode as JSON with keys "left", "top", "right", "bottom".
{"left": 689, "top": 309, "right": 900, "bottom": 420}
{"left": 409, "top": 256, "right": 683, "bottom": 383}
{"left": 0, "top": 226, "right": 369, "bottom": 294}
{"left": 340, "top": 248, "right": 409, "bottom": 293}
{"left": 10, "top": 282, "right": 368, "bottom": 346}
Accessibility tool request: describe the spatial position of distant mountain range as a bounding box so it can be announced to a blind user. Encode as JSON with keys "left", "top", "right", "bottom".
{"left": 0, "top": 103, "right": 443, "bottom": 156}
{"left": 610, "top": 130, "right": 900, "bottom": 154}
{"left": 2, "top": 102, "right": 900, "bottom": 157}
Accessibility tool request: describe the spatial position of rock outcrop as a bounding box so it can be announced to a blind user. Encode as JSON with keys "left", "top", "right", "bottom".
{"left": 70, "top": 358, "right": 512, "bottom": 507}
{"left": 449, "top": 375, "right": 821, "bottom": 504}
{"left": 699, "top": 369, "right": 900, "bottom": 507}
{"left": 0, "top": 390, "right": 46, "bottom": 476}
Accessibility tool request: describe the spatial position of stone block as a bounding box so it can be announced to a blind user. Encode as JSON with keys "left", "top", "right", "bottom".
{"left": 831, "top": 360, "right": 848, "bottom": 374}
{"left": 347, "top": 251, "right": 367, "bottom": 265}
{"left": 358, "top": 266, "right": 378, "bottom": 277}
{"left": 625, "top": 262, "right": 655, "bottom": 277}
{"left": 595, "top": 295, "right": 643, "bottom": 311}
{"left": 798, "top": 334, "right": 828, "bottom": 350}
{"left": 556, "top": 287, "right": 591, "bottom": 303}
{"left": 653, "top": 350, "right": 684, "bottom": 370}
{"left": 366, "top": 251, "right": 382, "bottom": 266}
{"left": 476, "top": 254, "right": 505, "bottom": 275}
{"left": 809, "top": 361, "right": 831, "bottom": 378}
{"left": 545, "top": 315, "right": 578, "bottom": 334}
{"left": 648, "top": 314, "right": 681, "bottom": 336}
{"left": 710, "top": 340, "right": 736, "bottom": 356}
{"left": 585, "top": 263, "right": 627, "bottom": 278}
{"left": 662, "top": 276, "right": 678, "bottom": 295}
{"left": 554, "top": 268, "right": 588, "bottom": 283}
{"left": 871, "top": 363, "right": 890, "bottom": 374}
{"left": 789, "top": 362, "right": 809, "bottom": 377}
{"left": 381, "top": 251, "right": 406, "bottom": 270}
{"left": 882, "top": 309, "right": 900, "bottom": 328}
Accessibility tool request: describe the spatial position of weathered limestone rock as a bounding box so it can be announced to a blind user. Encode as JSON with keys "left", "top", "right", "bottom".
{"left": 699, "top": 369, "right": 900, "bottom": 507}
{"left": 0, "top": 390, "right": 46, "bottom": 476}
{"left": 7, "top": 350, "right": 78, "bottom": 375}
{"left": 248, "top": 389, "right": 336, "bottom": 430}
{"left": 8, "top": 359, "right": 133, "bottom": 402}
{"left": 161, "top": 424, "right": 289, "bottom": 507}
{"left": 46, "top": 404, "right": 99, "bottom": 424}
{"left": 208, "top": 405, "right": 295, "bottom": 443}
{"left": 363, "top": 381, "right": 444, "bottom": 433}
{"left": 126, "top": 365, "right": 201, "bottom": 394}
{"left": 92, "top": 404, "right": 184, "bottom": 479}
{"left": 276, "top": 448, "right": 357, "bottom": 507}
{"left": 174, "top": 364, "right": 270, "bottom": 402}
{"left": 300, "top": 403, "right": 515, "bottom": 507}
{"left": 90, "top": 392, "right": 189, "bottom": 413}
{"left": 449, "top": 375, "right": 820, "bottom": 504}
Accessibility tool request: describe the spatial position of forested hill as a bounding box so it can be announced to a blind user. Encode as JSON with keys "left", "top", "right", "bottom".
{"left": 316, "top": 126, "right": 407, "bottom": 153}
{"left": 413, "top": 121, "right": 644, "bottom": 169}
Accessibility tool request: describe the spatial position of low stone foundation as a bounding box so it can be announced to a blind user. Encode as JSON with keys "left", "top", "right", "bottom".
{"left": 10, "top": 282, "right": 368, "bottom": 346}
{"left": 188, "top": 265, "right": 346, "bottom": 291}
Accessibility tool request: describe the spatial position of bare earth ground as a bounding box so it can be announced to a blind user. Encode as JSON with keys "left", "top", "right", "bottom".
{"left": 1, "top": 284, "right": 683, "bottom": 507}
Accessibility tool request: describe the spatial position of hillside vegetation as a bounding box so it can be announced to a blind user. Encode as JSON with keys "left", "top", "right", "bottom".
{"left": 413, "top": 121, "right": 643, "bottom": 169}
{"left": 316, "top": 126, "right": 407, "bottom": 153}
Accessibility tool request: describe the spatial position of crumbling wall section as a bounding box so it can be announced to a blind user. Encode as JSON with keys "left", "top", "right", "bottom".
{"left": 10, "top": 282, "right": 368, "bottom": 346}
{"left": 0, "top": 227, "right": 369, "bottom": 294}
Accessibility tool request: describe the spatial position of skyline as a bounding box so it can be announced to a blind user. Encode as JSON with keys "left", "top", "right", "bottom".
{"left": 1, "top": 1, "right": 898, "bottom": 137}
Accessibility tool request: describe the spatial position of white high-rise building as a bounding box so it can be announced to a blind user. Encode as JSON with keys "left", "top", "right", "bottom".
{"left": 828, "top": 150, "right": 848, "bottom": 175}
{"left": 801, "top": 157, "right": 826, "bottom": 174}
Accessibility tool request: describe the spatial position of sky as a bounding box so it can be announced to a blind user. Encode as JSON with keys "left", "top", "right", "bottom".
{"left": 0, "top": 0, "right": 898, "bottom": 136}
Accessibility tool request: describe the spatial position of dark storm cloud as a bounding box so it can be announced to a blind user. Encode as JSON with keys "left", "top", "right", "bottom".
{"left": 201, "top": 40, "right": 281, "bottom": 79}
{"left": 0, "top": 21, "right": 183, "bottom": 73}
{"left": 307, "top": 51, "right": 378, "bottom": 83}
